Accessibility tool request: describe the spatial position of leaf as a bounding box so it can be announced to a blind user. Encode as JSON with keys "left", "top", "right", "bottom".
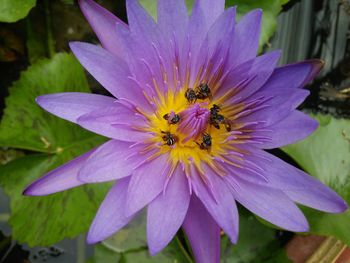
{"left": 0, "top": 53, "right": 110, "bottom": 246}
{"left": 89, "top": 237, "right": 191, "bottom": 263}
{"left": 283, "top": 114, "right": 350, "bottom": 245}
{"left": 92, "top": 212, "right": 191, "bottom": 262}
{"left": 0, "top": 0, "right": 36, "bottom": 23}
{"left": 0, "top": 53, "right": 96, "bottom": 153}
{"left": 221, "top": 212, "right": 290, "bottom": 262}
{"left": 102, "top": 211, "right": 147, "bottom": 253}
{"left": 226, "top": 0, "right": 290, "bottom": 47}
{"left": 0, "top": 154, "right": 109, "bottom": 246}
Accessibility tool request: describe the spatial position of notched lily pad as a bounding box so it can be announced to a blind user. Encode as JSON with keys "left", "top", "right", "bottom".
{"left": 0, "top": 53, "right": 109, "bottom": 246}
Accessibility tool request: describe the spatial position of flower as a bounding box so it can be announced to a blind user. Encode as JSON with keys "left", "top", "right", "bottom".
{"left": 24, "top": 0, "right": 348, "bottom": 262}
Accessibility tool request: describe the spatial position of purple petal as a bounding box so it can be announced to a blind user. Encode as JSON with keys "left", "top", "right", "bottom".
{"left": 191, "top": 165, "right": 238, "bottom": 243}
{"left": 229, "top": 9, "right": 262, "bottom": 67}
{"left": 36, "top": 92, "right": 116, "bottom": 123}
{"left": 126, "top": 0, "right": 164, "bottom": 59}
{"left": 196, "top": 0, "right": 225, "bottom": 28}
{"left": 69, "top": 42, "right": 151, "bottom": 110}
{"left": 126, "top": 0, "right": 158, "bottom": 37}
{"left": 126, "top": 154, "right": 170, "bottom": 216}
{"left": 78, "top": 0, "right": 128, "bottom": 57}
{"left": 228, "top": 176, "right": 309, "bottom": 232}
{"left": 261, "top": 59, "right": 324, "bottom": 92}
{"left": 23, "top": 150, "right": 94, "bottom": 196}
{"left": 182, "top": 195, "right": 221, "bottom": 263}
{"left": 157, "top": 0, "right": 188, "bottom": 43}
{"left": 259, "top": 111, "right": 319, "bottom": 149}
{"left": 238, "top": 88, "right": 309, "bottom": 127}
{"left": 245, "top": 151, "right": 348, "bottom": 213}
{"left": 78, "top": 140, "right": 142, "bottom": 183}
{"left": 77, "top": 102, "right": 148, "bottom": 126}
{"left": 125, "top": 0, "right": 173, "bottom": 92}
{"left": 186, "top": 1, "right": 208, "bottom": 71}
{"left": 77, "top": 105, "right": 151, "bottom": 142}
{"left": 218, "top": 50, "right": 281, "bottom": 102}
{"left": 236, "top": 50, "right": 281, "bottom": 101}
{"left": 87, "top": 177, "right": 135, "bottom": 244}
{"left": 147, "top": 166, "right": 190, "bottom": 255}
{"left": 190, "top": 7, "right": 236, "bottom": 87}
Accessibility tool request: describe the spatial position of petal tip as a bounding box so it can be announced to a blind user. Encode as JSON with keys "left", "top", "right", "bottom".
{"left": 68, "top": 41, "right": 80, "bottom": 51}
{"left": 86, "top": 232, "right": 101, "bottom": 245}
{"left": 148, "top": 246, "right": 160, "bottom": 256}
{"left": 309, "top": 117, "right": 319, "bottom": 133}
{"left": 293, "top": 219, "right": 309, "bottom": 233}
{"left": 255, "top": 8, "right": 263, "bottom": 15}
{"left": 250, "top": 8, "right": 263, "bottom": 19}
{"left": 35, "top": 95, "right": 45, "bottom": 107}
{"left": 309, "top": 59, "right": 324, "bottom": 77}
{"left": 229, "top": 234, "right": 238, "bottom": 244}
{"left": 69, "top": 41, "right": 87, "bottom": 54}
{"left": 330, "top": 199, "right": 349, "bottom": 214}
{"left": 22, "top": 182, "right": 43, "bottom": 196}
{"left": 302, "top": 59, "right": 325, "bottom": 85}
{"left": 22, "top": 185, "right": 35, "bottom": 196}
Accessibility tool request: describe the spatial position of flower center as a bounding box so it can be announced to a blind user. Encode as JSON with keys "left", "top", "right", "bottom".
{"left": 145, "top": 85, "right": 234, "bottom": 168}
{"left": 177, "top": 103, "right": 210, "bottom": 143}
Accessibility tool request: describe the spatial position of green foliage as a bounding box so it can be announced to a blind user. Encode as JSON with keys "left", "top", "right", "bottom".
{"left": 221, "top": 212, "right": 290, "bottom": 262}
{"left": 94, "top": 212, "right": 192, "bottom": 262}
{"left": 0, "top": 53, "right": 109, "bottom": 246}
{"left": 102, "top": 212, "right": 148, "bottom": 253}
{"left": 0, "top": 53, "right": 98, "bottom": 152}
{"left": 89, "top": 237, "right": 191, "bottom": 263}
{"left": 0, "top": 0, "right": 36, "bottom": 22}
{"left": 89, "top": 211, "right": 290, "bottom": 263}
{"left": 283, "top": 114, "right": 350, "bottom": 245}
{"left": 226, "top": 0, "right": 290, "bottom": 47}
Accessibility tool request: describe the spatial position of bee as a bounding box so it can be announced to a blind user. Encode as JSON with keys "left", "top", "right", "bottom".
{"left": 209, "top": 104, "right": 225, "bottom": 129}
{"left": 197, "top": 133, "right": 212, "bottom": 150}
{"left": 196, "top": 83, "right": 211, "bottom": 100}
{"left": 161, "top": 131, "right": 177, "bottom": 146}
{"left": 163, "top": 112, "right": 181, "bottom": 124}
{"left": 185, "top": 89, "right": 197, "bottom": 103}
{"left": 210, "top": 104, "right": 220, "bottom": 114}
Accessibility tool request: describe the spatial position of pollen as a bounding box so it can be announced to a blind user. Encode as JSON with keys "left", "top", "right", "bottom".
{"left": 145, "top": 87, "right": 234, "bottom": 168}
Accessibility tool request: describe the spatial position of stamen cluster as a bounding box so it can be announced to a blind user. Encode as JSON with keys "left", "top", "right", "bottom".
{"left": 160, "top": 83, "right": 232, "bottom": 151}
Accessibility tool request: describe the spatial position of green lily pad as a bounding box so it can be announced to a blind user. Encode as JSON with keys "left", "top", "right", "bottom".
{"left": 89, "top": 237, "right": 191, "bottom": 263}
{"left": 102, "top": 211, "right": 147, "bottom": 253}
{"left": 222, "top": 211, "right": 290, "bottom": 262}
{"left": 226, "top": 0, "right": 290, "bottom": 47}
{"left": 0, "top": 53, "right": 109, "bottom": 246}
{"left": 283, "top": 114, "right": 350, "bottom": 245}
{"left": 0, "top": 0, "right": 36, "bottom": 23}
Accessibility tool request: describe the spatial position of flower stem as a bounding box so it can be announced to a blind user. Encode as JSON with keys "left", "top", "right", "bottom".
{"left": 175, "top": 235, "right": 194, "bottom": 263}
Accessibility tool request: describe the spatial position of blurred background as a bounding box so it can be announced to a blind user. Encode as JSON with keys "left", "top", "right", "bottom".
{"left": 0, "top": 0, "right": 349, "bottom": 262}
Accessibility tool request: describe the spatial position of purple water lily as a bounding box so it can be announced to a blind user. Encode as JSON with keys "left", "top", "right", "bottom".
{"left": 24, "top": 0, "right": 347, "bottom": 262}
